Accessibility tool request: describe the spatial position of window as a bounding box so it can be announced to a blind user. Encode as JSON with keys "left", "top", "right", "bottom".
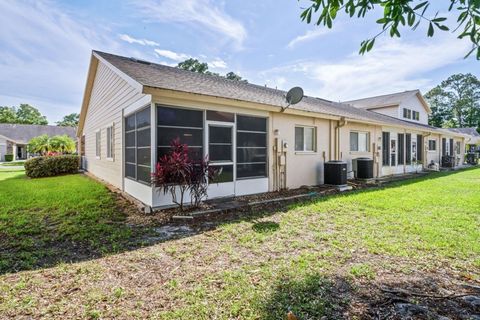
{"left": 124, "top": 106, "right": 151, "bottom": 185}
{"left": 412, "top": 111, "right": 420, "bottom": 121}
{"left": 106, "top": 125, "right": 114, "bottom": 160}
{"left": 237, "top": 115, "right": 267, "bottom": 179}
{"left": 398, "top": 133, "right": 405, "bottom": 165}
{"left": 428, "top": 140, "right": 437, "bottom": 151}
{"left": 157, "top": 106, "right": 203, "bottom": 160}
{"left": 417, "top": 135, "right": 423, "bottom": 161}
{"left": 405, "top": 134, "right": 412, "bottom": 164}
{"left": 382, "top": 132, "right": 390, "bottom": 166}
{"left": 403, "top": 108, "right": 409, "bottom": 119}
{"left": 456, "top": 141, "right": 461, "bottom": 154}
{"left": 407, "top": 109, "right": 411, "bottom": 119}
{"left": 95, "top": 130, "right": 101, "bottom": 158}
{"left": 350, "top": 131, "right": 370, "bottom": 152}
{"left": 390, "top": 138, "right": 397, "bottom": 166}
{"left": 206, "top": 110, "right": 234, "bottom": 122}
{"left": 295, "top": 126, "right": 316, "bottom": 152}
{"left": 412, "top": 141, "right": 417, "bottom": 162}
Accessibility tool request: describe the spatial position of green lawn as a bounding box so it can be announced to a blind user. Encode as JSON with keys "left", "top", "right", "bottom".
{"left": 0, "top": 171, "right": 144, "bottom": 273}
{"left": 0, "top": 169, "right": 479, "bottom": 319}
{"left": 0, "top": 161, "right": 25, "bottom": 167}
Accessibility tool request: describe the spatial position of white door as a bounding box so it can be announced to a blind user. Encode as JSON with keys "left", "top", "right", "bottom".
{"left": 206, "top": 122, "right": 235, "bottom": 198}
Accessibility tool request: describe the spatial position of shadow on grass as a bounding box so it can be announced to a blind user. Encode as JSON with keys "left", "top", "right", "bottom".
{"left": 0, "top": 167, "right": 478, "bottom": 276}
{"left": 259, "top": 273, "right": 480, "bottom": 319}
{"left": 252, "top": 221, "right": 280, "bottom": 233}
{"left": 260, "top": 274, "right": 350, "bottom": 319}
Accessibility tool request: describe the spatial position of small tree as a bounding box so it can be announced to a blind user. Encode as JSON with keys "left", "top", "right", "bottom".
{"left": 27, "top": 134, "right": 50, "bottom": 155}
{"left": 152, "top": 140, "right": 191, "bottom": 211}
{"left": 49, "top": 135, "right": 76, "bottom": 154}
{"left": 27, "top": 134, "right": 76, "bottom": 155}
{"left": 152, "top": 139, "right": 218, "bottom": 211}
{"left": 189, "top": 156, "right": 218, "bottom": 208}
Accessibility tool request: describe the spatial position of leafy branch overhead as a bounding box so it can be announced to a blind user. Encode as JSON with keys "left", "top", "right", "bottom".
{"left": 300, "top": 0, "right": 480, "bottom": 59}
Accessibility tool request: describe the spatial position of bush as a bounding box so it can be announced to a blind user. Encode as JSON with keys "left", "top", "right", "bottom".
{"left": 24, "top": 155, "right": 80, "bottom": 178}
{"left": 4, "top": 154, "right": 14, "bottom": 162}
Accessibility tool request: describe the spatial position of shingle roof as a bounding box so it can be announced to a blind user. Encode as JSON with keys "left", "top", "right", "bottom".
{"left": 343, "top": 90, "right": 421, "bottom": 109}
{"left": 446, "top": 127, "right": 480, "bottom": 137}
{"left": 92, "top": 51, "right": 454, "bottom": 135}
{"left": 0, "top": 124, "right": 76, "bottom": 144}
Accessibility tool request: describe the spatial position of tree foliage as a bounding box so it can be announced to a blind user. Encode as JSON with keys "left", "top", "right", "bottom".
{"left": 425, "top": 73, "right": 480, "bottom": 130}
{"left": 0, "top": 107, "right": 17, "bottom": 123}
{"left": 300, "top": 0, "right": 480, "bottom": 59}
{"left": 177, "top": 59, "right": 247, "bottom": 82}
{"left": 0, "top": 104, "right": 48, "bottom": 125}
{"left": 177, "top": 58, "right": 210, "bottom": 73}
{"left": 27, "top": 134, "right": 76, "bottom": 155}
{"left": 56, "top": 113, "right": 79, "bottom": 127}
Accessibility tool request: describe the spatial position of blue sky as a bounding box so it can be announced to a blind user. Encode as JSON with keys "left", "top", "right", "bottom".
{"left": 0, "top": 0, "right": 478, "bottom": 124}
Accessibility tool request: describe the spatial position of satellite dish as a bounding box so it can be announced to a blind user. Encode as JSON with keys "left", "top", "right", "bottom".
{"left": 282, "top": 87, "right": 304, "bottom": 112}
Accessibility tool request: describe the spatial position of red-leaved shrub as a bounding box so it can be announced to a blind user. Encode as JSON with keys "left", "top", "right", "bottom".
{"left": 152, "top": 139, "right": 217, "bottom": 211}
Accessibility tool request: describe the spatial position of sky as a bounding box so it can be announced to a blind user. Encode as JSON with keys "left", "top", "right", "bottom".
{"left": 0, "top": 0, "right": 478, "bottom": 124}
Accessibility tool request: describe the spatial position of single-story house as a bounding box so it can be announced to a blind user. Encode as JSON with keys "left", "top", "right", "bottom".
{"left": 0, "top": 124, "right": 76, "bottom": 161}
{"left": 77, "top": 51, "right": 474, "bottom": 210}
{"left": 446, "top": 127, "right": 480, "bottom": 148}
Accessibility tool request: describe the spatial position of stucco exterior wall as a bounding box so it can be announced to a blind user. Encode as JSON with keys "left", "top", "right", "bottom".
{"left": 339, "top": 122, "right": 381, "bottom": 178}
{"left": 269, "top": 112, "right": 330, "bottom": 188}
{"left": 82, "top": 61, "right": 147, "bottom": 189}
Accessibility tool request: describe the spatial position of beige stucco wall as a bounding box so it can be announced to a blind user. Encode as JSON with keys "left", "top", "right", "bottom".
{"left": 82, "top": 61, "right": 147, "bottom": 189}
{"left": 339, "top": 121, "right": 381, "bottom": 178}
{"left": 269, "top": 112, "right": 330, "bottom": 189}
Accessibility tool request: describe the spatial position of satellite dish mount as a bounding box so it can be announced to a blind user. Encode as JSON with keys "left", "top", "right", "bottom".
{"left": 281, "top": 86, "right": 304, "bottom": 112}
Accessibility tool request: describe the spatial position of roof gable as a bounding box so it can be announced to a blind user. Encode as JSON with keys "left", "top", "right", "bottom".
{"left": 344, "top": 90, "right": 432, "bottom": 114}
{"left": 0, "top": 124, "right": 76, "bottom": 144}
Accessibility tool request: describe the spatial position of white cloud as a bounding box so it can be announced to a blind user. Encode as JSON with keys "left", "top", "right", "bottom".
{"left": 131, "top": 0, "right": 247, "bottom": 47}
{"left": 209, "top": 58, "right": 227, "bottom": 69}
{"left": 154, "top": 49, "right": 191, "bottom": 61}
{"left": 287, "top": 28, "right": 333, "bottom": 48}
{"left": 0, "top": 0, "right": 122, "bottom": 123}
{"left": 119, "top": 34, "right": 159, "bottom": 46}
{"left": 261, "top": 34, "right": 472, "bottom": 101}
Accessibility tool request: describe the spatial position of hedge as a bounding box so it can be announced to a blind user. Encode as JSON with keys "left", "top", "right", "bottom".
{"left": 24, "top": 155, "right": 80, "bottom": 178}
{"left": 4, "top": 154, "right": 14, "bottom": 162}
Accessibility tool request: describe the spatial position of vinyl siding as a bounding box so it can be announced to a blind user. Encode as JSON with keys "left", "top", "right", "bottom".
{"left": 83, "top": 61, "right": 147, "bottom": 189}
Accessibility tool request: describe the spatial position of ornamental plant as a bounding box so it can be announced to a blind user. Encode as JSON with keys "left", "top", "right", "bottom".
{"left": 152, "top": 139, "right": 218, "bottom": 211}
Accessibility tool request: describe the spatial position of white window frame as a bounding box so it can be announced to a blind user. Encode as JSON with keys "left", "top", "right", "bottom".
{"left": 295, "top": 126, "right": 316, "bottom": 152}
{"left": 95, "top": 130, "right": 101, "bottom": 159}
{"left": 455, "top": 141, "right": 461, "bottom": 155}
{"left": 428, "top": 139, "right": 437, "bottom": 152}
{"left": 106, "top": 124, "right": 114, "bottom": 161}
{"left": 350, "top": 131, "right": 370, "bottom": 152}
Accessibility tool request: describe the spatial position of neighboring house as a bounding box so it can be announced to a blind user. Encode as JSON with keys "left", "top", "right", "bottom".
{"left": 345, "top": 90, "right": 471, "bottom": 174}
{"left": 344, "top": 90, "right": 431, "bottom": 125}
{"left": 446, "top": 127, "right": 480, "bottom": 148}
{"left": 0, "top": 124, "right": 76, "bottom": 161}
{"left": 77, "top": 51, "right": 471, "bottom": 210}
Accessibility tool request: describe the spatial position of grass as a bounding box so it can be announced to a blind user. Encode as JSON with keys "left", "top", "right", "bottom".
{"left": 0, "top": 168, "right": 479, "bottom": 319}
{"left": 0, "top": 161, "right": 25, "bottom": 167}
{"left": 0, "top": 171, "right": 144, "bottom": 273}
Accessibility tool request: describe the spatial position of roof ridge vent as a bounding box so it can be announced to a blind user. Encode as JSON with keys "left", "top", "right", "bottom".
{"left": 130, "top": 57, "right": 151, "bottom": 65}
